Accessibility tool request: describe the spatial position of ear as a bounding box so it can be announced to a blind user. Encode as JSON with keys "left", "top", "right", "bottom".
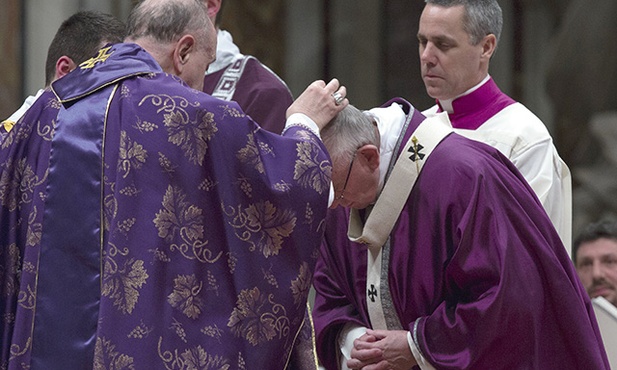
{"left": 357, "top": 144, "right": 381, "bottom": 172}
{"left": 55, "top": 56, "right": 76, "bottom": 81}
{"left": 173, "top": 34, "right": 196, "bottom": 74}
{"left": 205, "top": 0, "right": 221, "bottom": 22}
{"left": 481, "top": 34, "right": 497, "bottom": 59}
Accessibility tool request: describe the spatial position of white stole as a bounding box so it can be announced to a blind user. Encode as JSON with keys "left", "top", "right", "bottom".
{"left": 348, "top": 113, "right": 452, "bottom": 329}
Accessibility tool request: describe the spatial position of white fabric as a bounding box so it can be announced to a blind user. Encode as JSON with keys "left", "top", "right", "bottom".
{"left": 592, "top": 297, "right": 617, "bottom": 369}
{"left": 408, "top": 330, "right": 436, "bottom": 370}
{"left": 3, "top": 89, "right": 45, "bottom": 125}
{"left": 337, "top": 324, "right": 368, "bottom": 370}
{"left": 207, "top": 29, "right": 242, "bottom": 74}
{"left": 366, "top": 103, "right": 406, "bottom": 193}
{"left": 424, "top": 102, "right": 573, "bottom": 254}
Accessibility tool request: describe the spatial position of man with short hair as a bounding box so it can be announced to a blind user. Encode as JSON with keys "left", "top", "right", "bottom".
{"left": 0, "top": 0, "right": 348, "bottom": 368}
{"left": 418, "top": 0, "right": 572, "bottom": 251}
{"left": 574, "top": 220, "right": 617, "bottom": 307}
{"left": 0, "top": 10, "right": 125, "bottom": 141}
{"left": 312, "top": 101, "right": 608, "bottom": 369}
{"left": 201, "top": 0, "right": 293, "bottom": 134}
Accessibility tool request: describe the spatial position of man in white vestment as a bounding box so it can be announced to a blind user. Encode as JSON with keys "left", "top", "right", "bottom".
{"left": 418, "top": 0, "right": 572, "bottom": 252}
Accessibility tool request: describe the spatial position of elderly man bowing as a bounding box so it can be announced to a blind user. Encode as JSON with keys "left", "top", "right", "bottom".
{"left": 312, "top": 101, "right": 608, "bottom": 369}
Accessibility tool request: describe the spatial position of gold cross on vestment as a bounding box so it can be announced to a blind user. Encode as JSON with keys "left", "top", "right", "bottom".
{"left": 79, "top": 47, "right": 114, "bottom": 69}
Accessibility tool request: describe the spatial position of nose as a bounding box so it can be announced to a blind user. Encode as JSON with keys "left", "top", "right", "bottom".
{"left": 420, "top": 43, "right": 437, "bottom": 66}
{"left": 591, "top": 261, "right": 605, "bottom": 280}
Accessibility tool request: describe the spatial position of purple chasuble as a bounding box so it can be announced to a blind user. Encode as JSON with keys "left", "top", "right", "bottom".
{"left": 312, "top": 100, "right": 609, "bottom": 369}
{"left": 436, "top": 77, "right": 515, "bottom": 130}
{"left": 203, "top": 57, "right": 293, "bottom": 134}
{"left": 0, "top": 43, "right": 330, "bottom": 370}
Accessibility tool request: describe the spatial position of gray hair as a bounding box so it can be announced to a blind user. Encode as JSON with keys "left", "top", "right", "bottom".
{"left": 127, "top": 0, "right": 210, "bottom": 43}
{"left": 321, "top": 104, "right": 380, "bottom": 162}
{"left": 425, "top": 0, "right": 503, "bottom": 45}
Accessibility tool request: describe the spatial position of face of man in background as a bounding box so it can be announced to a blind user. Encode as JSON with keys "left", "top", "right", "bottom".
{"left": 576, "top": 237, "right": 617, "bottom": 307}
{"left": 417, "top": 4, "right": 488, "bottom": 100}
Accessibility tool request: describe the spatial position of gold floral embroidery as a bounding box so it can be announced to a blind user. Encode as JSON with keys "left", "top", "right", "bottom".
{"left": 17, "top": 284, "right": 36, "bottom": 310}
{"left": 223, "top": 201, "right": 296, "bottom": 258}
{"left": 0, "top": 243, "right": 20, "bottom": 298}
{"left": 220, "top": 105, "right": 244, "bottom": 119}
{"left": 273, "top": 181, "right": 291, "bottom": 192}
{"left": 304, "top": 203, "right": 315, "bottom": 226}
{"left": 228, "top": 287, "right": 290, "bottom": 346}
{"left": 199, "top": 177, "right": 217, "bottom": 192}
{"left": 158, "top": 152, "right": 177, "bottom": 174}
{"left": 36, "top": 117, "right": 55, "bottom": 142}
{"left": 262, "top": 266, "right": 279, "bottom": 288}
{"left": 168, "top": 274, "right": 204, "bottom": 319}
{"left": 171, "top": 317, "right": 188, "bottom": 343}
{"left": 139, "top": 94, "right": 218, "bottom": 166}
{"left": 133, "top": 117, "right": 158, "bottom": 133}
{"left": 206, "top": 270, "right": 219, "bottom": 296}
{"left": 93, "top": 337, "right": 135, "bottom": 370}
{"left": 0, "top": 158, "right": 48, "bottom": 212}
{"left": 290, "top": 263, "right": 312, "bottom": 308}
{"left": 118, "top": 131, "right": 147, "bottom": 178}
{"left": 157, "top": 337, "right": 231, "bottom": 370}
{"left": 293, "top": 141, "right": 331, "bottom": 195}
{"left": 236, "top": 133, "right": 263, "bottom": 174}
{"left": 128, "top": 321, "right": 153, "bottom": 339}
{"left": 236, "top": 175, "right": 252, "bottom": 198}
{"left": 27, "top": 207, "right": 43, "bottom": 247}
{"left": 102, "top": 243, "right": 149, "bottom": 314}
{"left": 201, "top": 324, "right": 224, "bottom": 343}
{"left": 120, "top": 84, "right": 131, "bottom": 100}
{"left": 154, "top": 185, "right": 222, "bottom": 263}
{"left": 116, "top": 218, "right": 136, "bottom": 238}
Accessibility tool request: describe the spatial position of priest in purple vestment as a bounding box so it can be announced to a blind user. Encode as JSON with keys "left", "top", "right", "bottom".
{"left": 312, "top": 101, "right": 609, "bottom": 369}
{"left": 0, "top": 0, "right": 349, "bottom": 369}
{"left": 418, "top": 0, "right": 572, "bottom": 253}
{"left": 201, "top": 0, "right": 293, "bottom": 134}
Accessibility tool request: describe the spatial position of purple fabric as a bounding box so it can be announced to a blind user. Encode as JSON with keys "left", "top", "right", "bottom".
{"left": 0, "top": 43, "right": 330, "bottom": 370}
{"left": 312, "top": 105, "right": 609, "bottom": 369}
{"left": 436, "top": 77, "right": 516, "bottom": 130}
{"left": 203, "top": 57, "right": 293, "bottom": 134}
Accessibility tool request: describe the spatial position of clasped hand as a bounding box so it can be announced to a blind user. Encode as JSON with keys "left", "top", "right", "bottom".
{"left": 346, "top": 329, "right": 417, "bottom": 370}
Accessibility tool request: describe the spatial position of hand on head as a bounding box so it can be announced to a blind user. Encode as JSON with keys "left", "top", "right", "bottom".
{"left": 287, "top": 78, "right": 348, "bottom": 130}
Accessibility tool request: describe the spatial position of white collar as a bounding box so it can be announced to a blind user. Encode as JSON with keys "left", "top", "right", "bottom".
{"left": 206, "top": 29, "right": 243, "bottom": 74}
{"left": 439, "top": 74, "right": 490, "bottom": 113}
{"left": 366, "top": 103, "right": 406, "bottom": 192}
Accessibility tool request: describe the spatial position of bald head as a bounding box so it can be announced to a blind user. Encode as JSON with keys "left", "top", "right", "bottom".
{"left": 126, "top": 0, "right": 217, "bottom": 90}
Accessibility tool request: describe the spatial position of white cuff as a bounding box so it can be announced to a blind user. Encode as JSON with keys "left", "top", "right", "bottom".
{"left": 408, "top": 327, "right": 436, "bottom": 370}
{"left": 338, "top": 324, "right": 368, "bottom": 370}
{"left": 283, "top": 113, "right": 321, "bottom": 139}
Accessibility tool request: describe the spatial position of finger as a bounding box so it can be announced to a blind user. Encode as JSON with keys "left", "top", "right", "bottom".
{"left": 350, "top": 347, "right": 383, "bottom": 362}
{"left": 311, "top": 80, "right": 326, "bottom": 88}
{"left": 324, "top": 78, "right": 340, "bottom": 93}
{"left": 365, "top": 329, "right": 386, "bottom": 339}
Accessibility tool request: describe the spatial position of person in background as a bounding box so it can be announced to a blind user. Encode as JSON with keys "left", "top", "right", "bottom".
{"left": 0, "top": 0, "right": 348, "bottom": 368}
{"left": 0, "top": 10, "right": 125, "bottom": 141}
{"left": 201, "top": 0, "right": 293, "bottom": 134}
{"left": 574, "top": 219, "right": 617, "bottom": 307}
{"left": 312, "top": 101, "right": 608, "bottom": 369}
{"left": 418, "top": 0, "right": 572, "bottom": 252}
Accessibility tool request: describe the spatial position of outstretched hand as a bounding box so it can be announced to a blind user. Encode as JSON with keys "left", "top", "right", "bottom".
{"left": 287, "top": 78, "right": 348, "bottom": 130}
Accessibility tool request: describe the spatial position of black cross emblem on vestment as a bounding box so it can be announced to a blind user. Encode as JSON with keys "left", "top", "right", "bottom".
{"left": 368, "top": 284, "right": 378, "bottom": 303}
{"left": 408, "top": 136, "right": 425, "bottom": 162}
